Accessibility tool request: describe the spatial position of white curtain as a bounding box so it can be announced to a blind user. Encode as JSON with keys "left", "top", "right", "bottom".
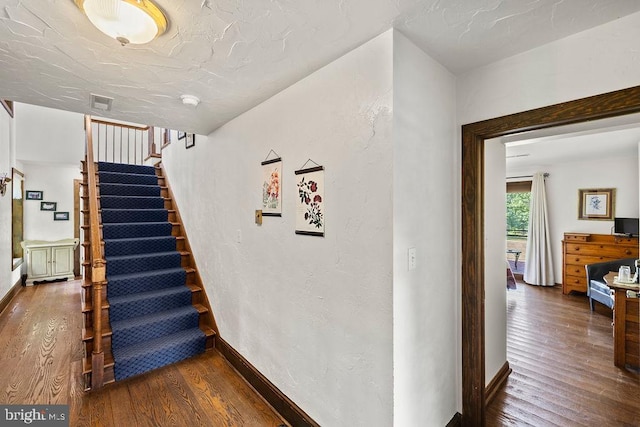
{"left": 524, "top": 172, "right": 554, "bottom": 286}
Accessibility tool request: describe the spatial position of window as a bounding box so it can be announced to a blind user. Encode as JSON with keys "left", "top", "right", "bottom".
{"left": 506, "top": 181, "right": 531, "bottom": 273}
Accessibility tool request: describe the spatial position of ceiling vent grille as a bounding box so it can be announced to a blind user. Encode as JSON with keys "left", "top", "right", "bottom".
{"left": 91, "top": 94, "right": 113, "bottom": 111}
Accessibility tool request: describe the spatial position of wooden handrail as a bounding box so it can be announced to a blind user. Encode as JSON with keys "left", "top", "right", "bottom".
{"left": 85, "top": 114, "right": 107, "bottom": 389}
{"left": 90, "top": 118, "right": 149, "bottom": 130}
{"left": 89, "top": 117, "right": 162, "bottom": 164}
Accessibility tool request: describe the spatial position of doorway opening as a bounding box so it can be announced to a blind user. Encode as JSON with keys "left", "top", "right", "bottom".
{"left": 460, "top": 85, "right": 640, "bottom": 425}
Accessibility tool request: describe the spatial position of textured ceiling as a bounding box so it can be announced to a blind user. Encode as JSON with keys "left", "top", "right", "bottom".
{"left": 505, "top": 113, "right": 640, "bottom": 170}
{"left": 1, "top": 0, "right": 640, "bottom": 135}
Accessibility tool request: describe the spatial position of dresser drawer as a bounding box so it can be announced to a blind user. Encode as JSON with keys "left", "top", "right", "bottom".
{"left": 564, "top": 264, "right": 587, "bottom": 277}
{"left": 563, "top": 280, "right": 587, "bottom": 294}
{"left": 564, "top": 233, "right": 591, "bottom": 242}
{"left": 563, "top": 274, "right": 587, "bottom": 291}
{"left": 564, "top": 243, "right": 637, "bottom": 258}
{"left": 615, "top": 236, "right": 637, "bottom": 245}
{"left": 564, "top": 254, "right": 616, "bottom": 267}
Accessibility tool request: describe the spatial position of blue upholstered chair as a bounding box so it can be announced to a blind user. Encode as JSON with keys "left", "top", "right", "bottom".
{"left": 585, "top": 258, "right": 636, "bottom": 311}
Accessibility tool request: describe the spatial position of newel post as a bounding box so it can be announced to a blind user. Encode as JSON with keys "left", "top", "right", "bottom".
{"left": 91, "top": 260, "right": 106, "bottom": 389}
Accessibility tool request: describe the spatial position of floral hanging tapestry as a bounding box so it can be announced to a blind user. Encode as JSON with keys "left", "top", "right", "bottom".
{"left": 261, "top": 157, "right": 282, "bottom": 216}
{"left": 295, "top": 165, "right": 324, "bottom": 237}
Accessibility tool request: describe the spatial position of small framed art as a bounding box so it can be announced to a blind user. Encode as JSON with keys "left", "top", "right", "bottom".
{"left": 53, "top": 211, "right": 69, "bottom": 221}
{"left": 40, "top": 202, "right": 57, "bottom": 211}
{"left": 578, "top": 188, "right": 615, "bottom": 220}
{"left": 185, "top": 133, "right": 195, "bottom": 149}
{"left": 26, "top": 190, "right": 43, "bottom": 200}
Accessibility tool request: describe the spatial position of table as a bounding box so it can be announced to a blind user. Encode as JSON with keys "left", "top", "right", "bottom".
{"left": 506, "top": 249, "right": 522, "bottom": 268}
{"left": 604, "top": 272, "right": 639, "bottom": 371}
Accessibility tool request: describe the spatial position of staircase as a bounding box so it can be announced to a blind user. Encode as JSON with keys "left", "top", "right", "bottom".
{"left": 81, "top": 160, "right": 216, "bottom": 388}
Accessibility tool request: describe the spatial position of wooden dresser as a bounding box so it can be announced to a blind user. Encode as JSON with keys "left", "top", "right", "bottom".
{"left": 562, "top": 233, "right": 639, "bottom": 294}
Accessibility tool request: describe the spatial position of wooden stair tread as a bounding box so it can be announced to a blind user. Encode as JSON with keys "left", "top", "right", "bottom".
{"left": 82, "top": 208, "right": 176, "bottom": 213}
{"left": 186, "top": 283, "right": 201, "bottom": 292}
{"left": 83, "top": 326, "right": 113, "bottom": 341}
{"left": 201, "top": 326, "right": 216, "bottom": 337}
{"left": 81, "top": 224, "right": 102, "bottom": 229}
{"left": 82, "top": 300, "right": 110, "bottom": 313}
{"left": 83, "top": 352, "right": 115, "bottom": 374}
{"left": 193, "top": 304, "right": 208, "bottom": 315}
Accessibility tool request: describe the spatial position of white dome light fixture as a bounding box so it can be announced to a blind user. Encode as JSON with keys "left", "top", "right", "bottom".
{"left": 180, "top": 95, "right": 200, "bottom": 107}
{"left": 75, "top": 0, "right": 167, "bottom": 46}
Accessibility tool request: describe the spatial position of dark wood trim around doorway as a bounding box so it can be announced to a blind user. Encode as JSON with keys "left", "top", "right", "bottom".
{"left": 461, "top": 85, "right": 640, "bottom": 425}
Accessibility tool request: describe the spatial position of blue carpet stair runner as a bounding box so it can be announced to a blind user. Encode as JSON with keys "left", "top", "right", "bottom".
{"left": 98, "top": 161, "right": 205, "bottom": 381}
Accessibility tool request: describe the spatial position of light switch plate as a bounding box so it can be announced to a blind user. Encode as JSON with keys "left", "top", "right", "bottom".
{"left": 408, "top": 247, "right": 417, "bottom": 271}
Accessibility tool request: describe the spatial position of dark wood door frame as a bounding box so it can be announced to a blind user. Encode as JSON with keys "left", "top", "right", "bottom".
{"left": 461, "top": 85, "right": 640, "bottom": 425}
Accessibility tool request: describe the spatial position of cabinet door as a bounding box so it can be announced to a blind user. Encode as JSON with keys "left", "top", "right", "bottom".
{"left": 29, "top": 247, "right": 51, "bottom": 278}
{"left": 51, "top": 246, "right": 74, "bottom": 276}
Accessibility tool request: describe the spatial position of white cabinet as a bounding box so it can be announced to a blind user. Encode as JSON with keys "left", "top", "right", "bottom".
{"left": 21, "top": 239, "right": 79, "bottom": 285}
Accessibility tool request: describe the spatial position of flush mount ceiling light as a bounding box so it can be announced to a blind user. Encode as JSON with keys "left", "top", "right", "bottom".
{"left": 75, "top": 0, "right": 167, "bottom": 46}
{"left": 180, "top": 94, "right": 200, "bottom": 107}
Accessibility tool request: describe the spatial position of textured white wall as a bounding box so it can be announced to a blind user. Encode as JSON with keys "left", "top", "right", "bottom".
{"left": 457, "top": 11, "right": 640, "bottom": 393}
{"left": 392, "top": 31, "right": 457, "bottom": 425}
{"left": 484, "top": 142, "right": 507, "bottom": 385}
{"left": 15, "top": 103, "right": 85, "bottom": 166}
{"left": 12, "top": 103, "right": 83, "bottom": 243}
{"left": 457, "top": 11, "right": 640, "bottom": 126}
{"left": 507, "top": 155, "right": 639, "bottom": 284}
{"left": 163, "top": 31, "right": 394, "bottom": 426}
{"left": 22, "top": 163, "right": 80, "bottom": 241}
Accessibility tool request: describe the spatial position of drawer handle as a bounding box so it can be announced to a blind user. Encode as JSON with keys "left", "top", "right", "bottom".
{"left": 625, "top": 250, "right": 631, "bottom": 255}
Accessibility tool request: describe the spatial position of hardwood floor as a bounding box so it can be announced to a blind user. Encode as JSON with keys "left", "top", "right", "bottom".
{"left": 0, "top": 280, "right": 288, "bottom": 426}
{"left": 487, "top": 283, "right": 640, "bottom": 426}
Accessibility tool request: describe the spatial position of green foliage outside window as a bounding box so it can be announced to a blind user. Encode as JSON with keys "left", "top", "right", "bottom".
{"left": 507, "top": 192, "right": 530, "bottom": 237}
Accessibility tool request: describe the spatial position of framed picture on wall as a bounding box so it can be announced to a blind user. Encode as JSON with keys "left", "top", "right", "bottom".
{"left": 40, "top": 202, "right": 57, "bottom": 211}
{"left": 53, "top": 211, "right": 69, "bottom": 221}
{"left": 185, "top": 133, "right": 195, "bottom": 149}
{"left": 26, "top": 190, "right": 43, "bottom": 200}
{"left": 1, "top": 100, "right": 13, "bottom": 117}
{"left": 261, "top": 157, "right": 282, "bottom": 216}
{"left": 295, "top": 164, "right": 325, "bottom": 237}
{"left": 578, "top": 188, "right": 615, "bottom": 220}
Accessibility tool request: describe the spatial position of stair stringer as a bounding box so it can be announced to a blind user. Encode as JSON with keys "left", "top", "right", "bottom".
{"left": 155, "top": 162, "right": 219, "bottom": 340}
